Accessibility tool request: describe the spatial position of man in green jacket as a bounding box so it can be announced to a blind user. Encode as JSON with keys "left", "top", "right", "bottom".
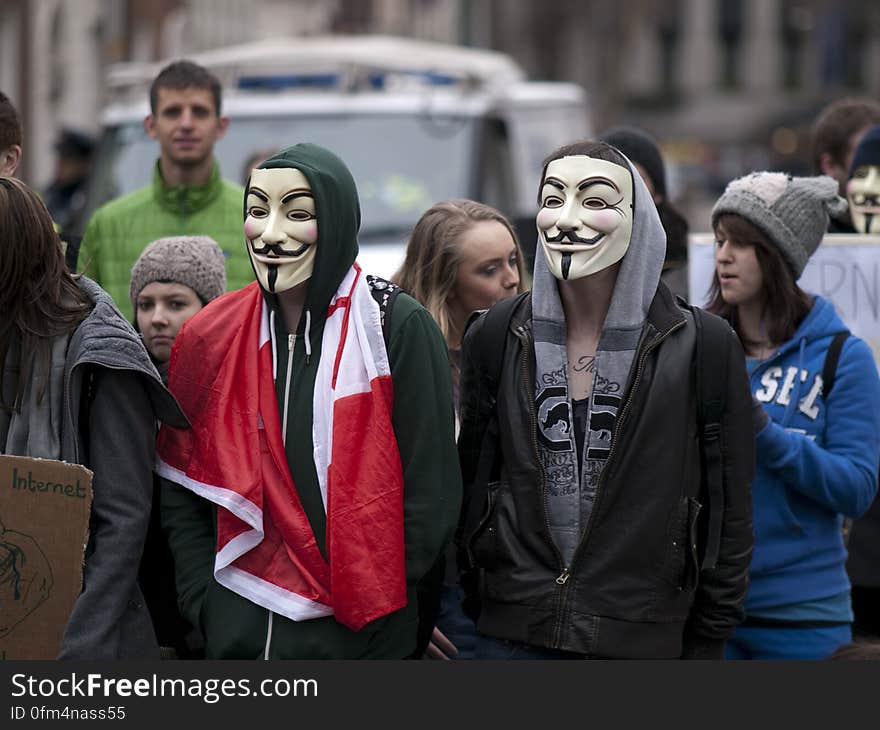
{"left": 79, "top": 60, "right": 251, "bottom": 319}
{"left": 156, "top": 143, "right": 460, "bottom": 659}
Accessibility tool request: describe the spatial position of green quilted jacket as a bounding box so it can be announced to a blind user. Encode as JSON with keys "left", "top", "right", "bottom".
{"left": 79, "top": 160, "right": 252, "bottom": 319}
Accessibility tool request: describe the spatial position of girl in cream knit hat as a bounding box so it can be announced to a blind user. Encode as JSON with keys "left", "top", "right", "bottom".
{"left": 130, "top": 235, "right": 226, "bottom": 375}
{"left": 130, "top": 234, "right": 226, "bottom": 658}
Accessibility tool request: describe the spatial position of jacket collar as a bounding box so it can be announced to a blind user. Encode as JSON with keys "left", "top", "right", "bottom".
{"left": 151, "top": 159, "right": 223, "bottom": 215}
{"left": 68, "top": 276, "right": 188, "bottom": 428}
{"left": 645, "top": 280, "right": 686, "bottom": 338}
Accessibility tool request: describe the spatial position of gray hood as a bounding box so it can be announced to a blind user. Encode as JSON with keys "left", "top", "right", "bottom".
{"left": 531, "top": 155, "right": 667, "bottom": 566}
{"left": 531, "top": 156, "right": 666, "bottom": 346}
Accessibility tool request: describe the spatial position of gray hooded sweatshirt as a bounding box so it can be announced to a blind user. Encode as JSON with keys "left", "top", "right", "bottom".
{"left": 531, "top": 156, "right": 667, "bottom": 566}
{"left": 1, "top": 276, "right": 186, "bottom": 659}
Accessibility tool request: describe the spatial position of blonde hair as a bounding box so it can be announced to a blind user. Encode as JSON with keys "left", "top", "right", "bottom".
{"left": 393, "top": 199, "right": 526, "bottom": 346}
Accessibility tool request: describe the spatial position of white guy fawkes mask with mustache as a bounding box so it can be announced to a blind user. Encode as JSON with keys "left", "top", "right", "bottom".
{"left": 244, "top": 167, "right": 318, "bottom": 293}
{"left": 537, "top": 155, "right": 634, "bottom": 280}
{"left": 847, "top": 165, "right": 880, "bottom": 234}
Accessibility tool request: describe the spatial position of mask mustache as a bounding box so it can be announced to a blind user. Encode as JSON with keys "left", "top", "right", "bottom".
{"left": 544, "top": 230, "right": 604, "bottom": 245}
{"left": 251, "top": 241, "right": 311, "bottom": 257}
{"left": 854, "top": 194, "right": 880, "bottom": 206}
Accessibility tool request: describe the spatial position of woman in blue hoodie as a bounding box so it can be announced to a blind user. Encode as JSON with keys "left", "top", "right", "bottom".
{"left": 708, "top": 172, "right": 880, "bottom": 659}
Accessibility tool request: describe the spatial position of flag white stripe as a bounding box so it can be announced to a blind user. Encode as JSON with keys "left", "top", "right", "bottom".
{"left": 217, "top": 566, "right": 334, "bottom": 623}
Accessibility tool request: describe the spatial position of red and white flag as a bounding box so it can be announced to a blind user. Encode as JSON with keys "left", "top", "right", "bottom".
{"left": 156, "top": 266, "right": 406, "bottom": 631}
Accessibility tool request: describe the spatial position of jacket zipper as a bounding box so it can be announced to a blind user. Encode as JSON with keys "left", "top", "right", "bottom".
{"left": 281, "top": 334, "right": 296, "bottom": 446}
{"left": 554, "top": 318, "right": 686, "bottom": 644}
{"left": 64, "top": 363, "right": 82, "bottom": 464}
{"left": 179, "top": 188, "right": 188, "bottom": 230}
{"left": 267, "top": 333, "right": 295, "bottom": 659}
{"left": 515, "top": 324, "right": 569, "bottom": 645}
{"left": 263, "top": 610, "right": 274, "bottom": 660}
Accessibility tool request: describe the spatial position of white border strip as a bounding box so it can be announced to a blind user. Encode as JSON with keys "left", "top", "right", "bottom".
{"left": 217, "top": 566, "right": 334, "bottom": 622}
{"left": 156, "top": 457, "right": 262, "bottom": 530}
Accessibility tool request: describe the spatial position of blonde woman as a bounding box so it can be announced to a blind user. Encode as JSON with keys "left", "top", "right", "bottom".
{"left": 394, "top": 199, "right": 526, "bottom": 412}
{"left": 394, "top": 199, "right": 526, "bottom": 660}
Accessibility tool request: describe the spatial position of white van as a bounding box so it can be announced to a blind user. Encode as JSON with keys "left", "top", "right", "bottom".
{"left": 86, "top": 36, "right": 591, "bottom": 276}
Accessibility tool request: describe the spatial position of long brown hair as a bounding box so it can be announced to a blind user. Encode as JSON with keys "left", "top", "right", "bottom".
{"left": 393, "top": 199, "right": 527, "bottom": 346}
{"left": 0, "top": 176, "right": 92, "bottom": 409}
{"left": 706, "top": 213, "right": 811, "bottom": 349}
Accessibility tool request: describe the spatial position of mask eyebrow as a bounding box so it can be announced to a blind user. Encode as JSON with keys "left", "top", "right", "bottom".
{"left": 577, "top": 177, "right": 620, "bottom": 193}
{"left": 248, "top": 187, "right": 269, "bottom": 203}
{"left": 542, "top": 178, "right": 565, "bottom": 191}
{"left": 280, "top": 190, "right": 314, "bottom": 205}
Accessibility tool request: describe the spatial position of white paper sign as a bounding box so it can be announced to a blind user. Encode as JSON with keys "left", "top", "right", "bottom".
{"left": 688, "top": 233, "right": 880, "bottom": 367}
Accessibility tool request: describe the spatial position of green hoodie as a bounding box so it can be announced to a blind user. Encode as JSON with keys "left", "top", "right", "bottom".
{"left": 161, "top": 144, "right": 460, "bottom": 659}
{"left": 79, "top": 160, "right": 252, "bottom": 319}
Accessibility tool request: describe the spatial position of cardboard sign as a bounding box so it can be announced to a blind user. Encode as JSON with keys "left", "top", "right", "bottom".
{"left": 0, "top": 455, "right": 93, "bottom": 659}
{"left": 688, "top": 233, "right": 880, "bottom": 368}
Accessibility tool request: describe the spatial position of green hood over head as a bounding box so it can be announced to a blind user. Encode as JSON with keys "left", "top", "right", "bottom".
{"left": 247, "top": 142, "right": 361, "bottom": 326}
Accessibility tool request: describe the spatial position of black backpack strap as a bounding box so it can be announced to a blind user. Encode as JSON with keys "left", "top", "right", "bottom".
{"left": 689, "top": 305, "right": 730, "bottom": 572}
{"left": 822, "top": 331, "right": 850, "bottom": 398}
{"left": 366, "top": 274, "right": 402, "bottom": 346}
{"left": 468, "top": 292, "right": 528, "bottom": 398}
{"left": 460, "top": 292, "right": 527, "bottom": 560}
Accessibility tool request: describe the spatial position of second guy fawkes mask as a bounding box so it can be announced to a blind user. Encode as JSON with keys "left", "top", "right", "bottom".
{"left": 847, "top": 165, "right": 880, "bottom": 234}
{"left": 537, "top": 155, "right": 634, "bottom": 280}
{"left": 245, "top": 167, "right": 318, "bottom": 293}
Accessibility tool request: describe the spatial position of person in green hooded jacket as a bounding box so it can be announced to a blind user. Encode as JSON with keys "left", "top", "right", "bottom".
{"left": 156, "top": 143, "right": 461, "bottom": 659}
{"left": 78, "top": 61, "right": 252, "bottom": 320}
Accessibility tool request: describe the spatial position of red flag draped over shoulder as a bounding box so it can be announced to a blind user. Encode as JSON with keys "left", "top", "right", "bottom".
{"left": 156, "top": 270, "right": 406, "bottom": 631}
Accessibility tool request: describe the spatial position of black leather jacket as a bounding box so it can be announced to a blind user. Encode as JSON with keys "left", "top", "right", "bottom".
{"left": 457, "top": 284, "right": 754, "bottom": 659}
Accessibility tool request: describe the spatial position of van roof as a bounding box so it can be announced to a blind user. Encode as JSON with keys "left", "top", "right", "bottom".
{"left": 107, "top": 35, "right": 526, "bottom": 105}
{"left": 101, "top": 83, "right": 587, "bottom": 126}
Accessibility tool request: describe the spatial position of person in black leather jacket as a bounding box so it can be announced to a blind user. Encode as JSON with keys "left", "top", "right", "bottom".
{"left": 456, "top": 141, "right": 755, "bottom": 659}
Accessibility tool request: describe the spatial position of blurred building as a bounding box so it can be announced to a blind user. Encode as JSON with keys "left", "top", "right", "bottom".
{"left": 1, "top": 0, "right": 878, "bottom": 213}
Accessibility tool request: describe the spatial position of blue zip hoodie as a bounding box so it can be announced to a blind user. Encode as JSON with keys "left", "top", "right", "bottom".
{"left": 747, "top": 294, "right": 880, "bottom": 613}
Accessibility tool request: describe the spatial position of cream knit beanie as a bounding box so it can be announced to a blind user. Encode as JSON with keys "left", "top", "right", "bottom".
{"left": 130, "top": 235, "right": 227, "bottom": 311}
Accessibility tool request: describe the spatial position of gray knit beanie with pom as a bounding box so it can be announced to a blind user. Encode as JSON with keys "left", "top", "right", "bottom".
{"left": 711, "top": 172, "right": 846, "bottom": 277}
{"left": 130, "top": 235, "right": 227, "bottom": 311}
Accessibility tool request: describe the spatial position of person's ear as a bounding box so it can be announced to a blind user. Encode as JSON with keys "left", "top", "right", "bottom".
{"left": 819, "top": 152, "right": 845, "bottom": 183}
{"left": 0, "top": 144, "right": 22, "bottom": 176}
{"left": 216, "top": 115, "right": 230, "bottom": 139}
{"left": 144, "top": 114, "right": 157, "bottom": 139}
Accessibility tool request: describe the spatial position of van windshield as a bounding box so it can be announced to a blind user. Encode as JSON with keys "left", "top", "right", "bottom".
{"left": 89, "top": 114, "right": 476, "bottom": 238}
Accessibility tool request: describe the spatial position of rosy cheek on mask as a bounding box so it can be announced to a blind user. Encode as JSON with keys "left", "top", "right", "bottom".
{"left": 302, "top": 223, "right": 318, "bottom": 243}
{"left": 244, "top": 218, "right": 261, "bottom": 239}
{"left": 587, "top": 210, "right": 621, "bottom": 232}
{"left": 536, "top": 209, "right": 556, "bottom": 230}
